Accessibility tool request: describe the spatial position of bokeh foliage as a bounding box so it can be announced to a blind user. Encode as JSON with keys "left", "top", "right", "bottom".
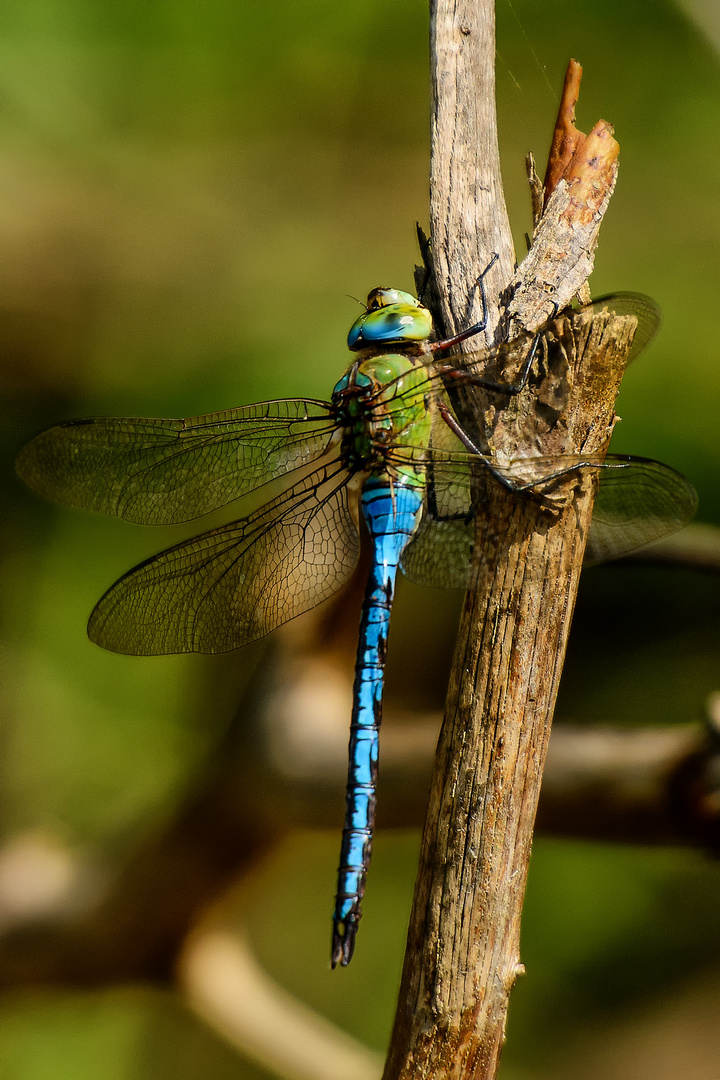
{"left": 2, "top": 0, "right": 720, "bottom": 1077}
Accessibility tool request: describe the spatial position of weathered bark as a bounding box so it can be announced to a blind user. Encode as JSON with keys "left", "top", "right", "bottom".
{"left": 426, "top": 0, "right": 513, "bottom": 346}
{"left": 383, "top": 6, "right": 628, "bottom": 1078}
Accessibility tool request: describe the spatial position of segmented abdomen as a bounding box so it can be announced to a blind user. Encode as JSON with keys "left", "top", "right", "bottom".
{"left": 331, "top": 477, "right": 424, "bottom": 967}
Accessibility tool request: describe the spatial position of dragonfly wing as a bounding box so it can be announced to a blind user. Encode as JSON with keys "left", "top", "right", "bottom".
{"left": 578, "top": 292, "right": 661, "bottom": 363}
{"left": 401, "top": 513, "right": 475, "bottom": 588}
{"left": 16, "top": 398, "right": 337, "bottom": 524}
{"left": 583, "top": 457, "right": 698, "bottom": 566}
{"left": 400, "top": 454, "right": 697, "bottom": 587}
{"left": 399, "top": 450, "right": 487, "bottom": 588}
{"left": 88, "top": 464, "right": 359, "bottom": 654}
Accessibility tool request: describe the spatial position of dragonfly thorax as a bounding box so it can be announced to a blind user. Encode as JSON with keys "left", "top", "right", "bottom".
{"left": 331, "top": 353, "right": 432, "bottom": 481}
{"left": 347, "top": 288, "right": 433, "bottom": 351}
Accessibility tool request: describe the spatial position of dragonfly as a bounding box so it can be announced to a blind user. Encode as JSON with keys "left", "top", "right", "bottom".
{"left": 16, "top": 270, "right": 697, "bottom": 967}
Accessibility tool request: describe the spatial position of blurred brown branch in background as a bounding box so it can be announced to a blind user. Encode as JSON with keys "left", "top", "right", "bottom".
{"left": 0, "top": 516, "right": 718, "bottom": 1075}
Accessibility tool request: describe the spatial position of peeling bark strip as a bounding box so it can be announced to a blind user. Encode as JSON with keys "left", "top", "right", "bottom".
{"left": 384, "top": 16, "right": 634, "bottom": 1080}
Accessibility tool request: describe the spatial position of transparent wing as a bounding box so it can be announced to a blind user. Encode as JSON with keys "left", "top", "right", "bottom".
{"left": 88, "top": 464, "right": 358, "bottom": 655}
{"left": 16, "top": 398, "right": 336, "bottom": 525}
{"left": 400, "top": 515, "right": 476, "bottom": 589}
{"left": 583, "top": 457, "right": 699, "bottom": 566}
{"left": 400, "top": 454, "right": 697, "bottom": 588}
{"left": 577, "top": 292, "right": 661, "bottom": 361}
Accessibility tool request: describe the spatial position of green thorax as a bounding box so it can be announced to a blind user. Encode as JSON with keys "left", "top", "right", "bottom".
{"left": 332, "top": 352, "right": 432, "bottom": 486}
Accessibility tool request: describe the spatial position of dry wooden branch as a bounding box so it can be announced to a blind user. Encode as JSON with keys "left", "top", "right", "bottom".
{"left": 383, "top": 17, "right": 632, "bottom": 1080}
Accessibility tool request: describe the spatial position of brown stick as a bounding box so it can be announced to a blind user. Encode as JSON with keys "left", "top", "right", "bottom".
{"left": 383, "top": 36, "right": 627, "bottom": 1080}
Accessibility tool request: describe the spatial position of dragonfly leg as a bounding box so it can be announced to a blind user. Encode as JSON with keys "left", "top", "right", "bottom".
{"left": 438, "top": 329, "right": 545, "bottom": 398}
{"left": 436, "top": 400, "right": 483, "bottom": 456}
{"left": 435, "top": 401, "right": 533, "bottom": 496}
{"left": 504, "top": 458, "right": 628, "bottom": 494}
{"left": 416, "top": 222, "right": 433, "bottom": 305}
{"left": 428, "top": 253, "right": 499, "bottom": 353}
{"left": 436, "top": 402, "right": 623, "bottom": 502}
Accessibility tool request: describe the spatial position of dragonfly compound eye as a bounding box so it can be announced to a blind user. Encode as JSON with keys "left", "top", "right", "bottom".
{"left": 347, "top": 300, "right": 433, "bottom": 350}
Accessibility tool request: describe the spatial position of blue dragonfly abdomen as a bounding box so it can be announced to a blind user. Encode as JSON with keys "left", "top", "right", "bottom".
{"left": 332, "top": 477, "right": 424, "bottom": 967}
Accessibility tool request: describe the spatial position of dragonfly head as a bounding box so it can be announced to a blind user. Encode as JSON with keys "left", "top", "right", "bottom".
{"left": 347, "top": 288, "right": 433, "bottom": 351}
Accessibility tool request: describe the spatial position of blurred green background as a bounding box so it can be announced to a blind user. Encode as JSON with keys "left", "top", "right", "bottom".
{"left": 2, "top": 0, "right": 720, "bottom": 1077}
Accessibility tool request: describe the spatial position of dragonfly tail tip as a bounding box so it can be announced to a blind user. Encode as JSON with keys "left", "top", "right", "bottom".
{"left": 331, "top": 918, "right": 358, "bottom": 968}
